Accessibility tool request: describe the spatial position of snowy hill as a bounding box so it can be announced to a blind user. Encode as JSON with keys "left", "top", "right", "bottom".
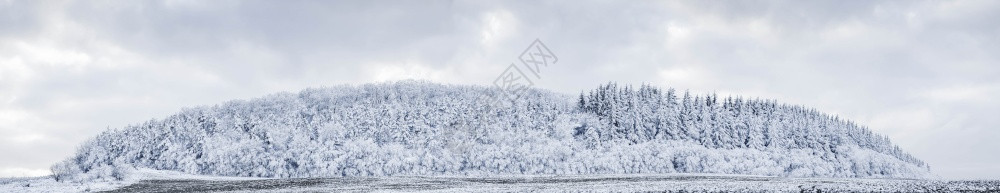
{"left": 51, "top": 81, "right": 931, "bottom": 182}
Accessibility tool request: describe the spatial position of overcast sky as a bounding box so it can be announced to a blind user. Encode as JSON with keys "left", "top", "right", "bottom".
{"left": 1, "top": 0, "right": 998, "bottom": 179}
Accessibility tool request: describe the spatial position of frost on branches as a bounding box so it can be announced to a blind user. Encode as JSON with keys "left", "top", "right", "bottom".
{"left": 51, "top": 81, "right": 931, "bottom": 182}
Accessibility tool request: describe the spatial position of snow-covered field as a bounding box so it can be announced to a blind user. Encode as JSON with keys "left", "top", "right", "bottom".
{"left": 4, "top": 170, "right": 999, "bottom": 193}
{"left": 0, "top": 176, "right": 127, "bottom": 193}
{"left": 0, "top": 169, "right": 263, "bottom": 193}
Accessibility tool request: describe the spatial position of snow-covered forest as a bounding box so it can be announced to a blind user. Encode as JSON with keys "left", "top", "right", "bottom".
{"left": 50, "top": 81, "right": 930, "bottom": 182}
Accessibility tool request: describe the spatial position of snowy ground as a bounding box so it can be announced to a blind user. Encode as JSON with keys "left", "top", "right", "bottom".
{"left": 0, "top": 176, "right": 128, "bottom": 193}
{"left": 3, "top": 171, "right": 999, "bottom": 193}
{"left": 0, "top": 169, "right": 263, "bottom": 193}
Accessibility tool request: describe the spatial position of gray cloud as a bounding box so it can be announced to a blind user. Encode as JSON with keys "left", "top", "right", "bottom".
{"left": 0, "top": 0, "right": 997, "bottom": 179}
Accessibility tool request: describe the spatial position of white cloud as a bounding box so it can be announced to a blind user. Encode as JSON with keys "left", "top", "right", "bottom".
{"left": 657, "top": 66, "right": 711, "bottom": 90}
{"left": 0, "top": 56, "right": 32, "bottom": 83}
{"left": 12, "top": 41, "right": 92, "bottom": 68}
{"left": 366, "top": 61, "right": 447, "bottom": 83}
{"left": 0, "top": 167, "right": 49, "bottom": 178}
{"left": 868, "top": 108, "right": 937, "bottom": 137}
{"left": 665, "top": 21, "right": 692, "bottom": 43}
{"left": 920, "top": 84, "right": 995, "bottom": 103}
{"left": 0, "top": 109, "right": 41, "bottom": 142}
{"left": 479, "top": 9, "right": 519, "bottom": 50}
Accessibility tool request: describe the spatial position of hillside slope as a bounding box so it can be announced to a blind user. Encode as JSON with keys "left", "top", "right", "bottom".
{"left": 51, "top": 81, "right": 930, "bottom": 181}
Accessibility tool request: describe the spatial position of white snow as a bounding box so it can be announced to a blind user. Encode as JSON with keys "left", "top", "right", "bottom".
{"left": 0, "top": 168, "right": 268, "bottom": 193}
{"left": 10, "top": 171, "right": 991, "bottom": 192}
{"left": 0, "top": 176, "right": 125, "bottom": 193}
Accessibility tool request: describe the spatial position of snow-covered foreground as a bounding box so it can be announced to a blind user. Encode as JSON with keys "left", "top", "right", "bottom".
{"left": 104, "top": 175, "right": 997, "bottom": 193}
{"left": 5, "top": 171, "right": 999, "bottom": 193}
{"left": 0, "top": 176, "right": 126, "bottom": 193}
{"left": 0, "top": 169, "right": 263, "bottom": 193}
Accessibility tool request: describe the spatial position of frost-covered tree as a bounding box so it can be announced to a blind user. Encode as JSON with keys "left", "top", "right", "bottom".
{"left": 52, "top": 81, "right": 930, "bottom": 182}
